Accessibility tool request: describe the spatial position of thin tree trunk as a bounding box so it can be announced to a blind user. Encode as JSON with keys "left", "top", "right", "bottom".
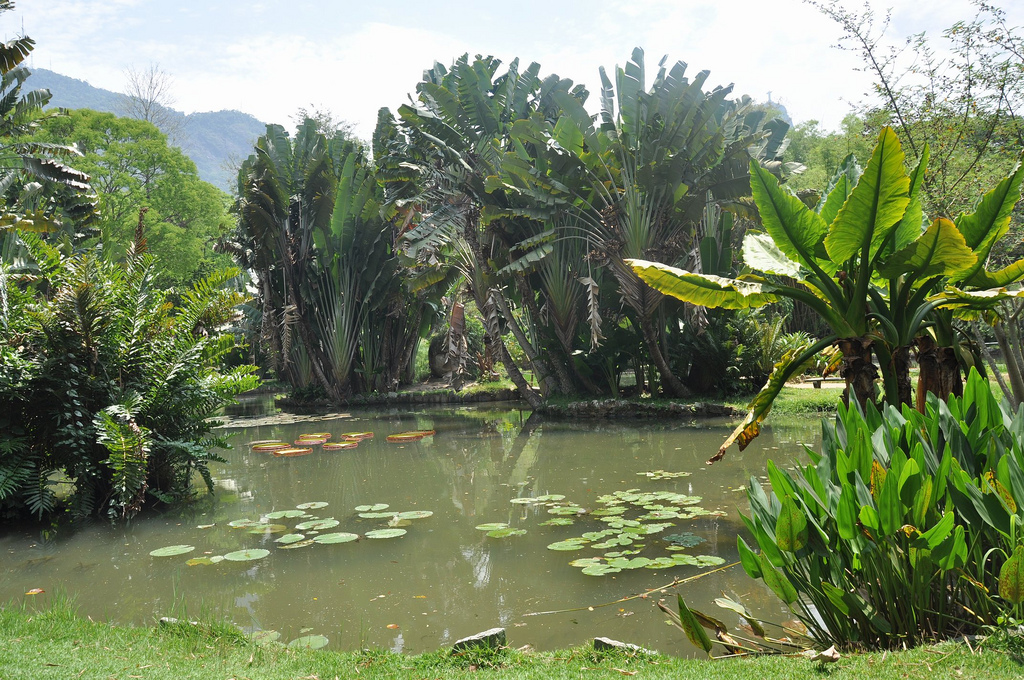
{"left": 837, "top": 337, "right": 877, "bottom": 411}
{"left": 916, "top": 336, "right": 963, "bottom": 411}
{"left": 893, "top": 345, "right": 913, "bottom": 408}
{"left": 994, "top": 323, "right": 1024, "bottom": 405}
{"left": 973, "top": 322, "right": 1015, "bottom": 404}
{"left": 640, "top": 315, "right": 691, "bottom": 398}
{"left": 489, "top": 288, "right": 558, "bottom": 397}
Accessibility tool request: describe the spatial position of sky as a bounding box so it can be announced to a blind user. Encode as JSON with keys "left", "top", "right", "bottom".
{"left": 9, "top": 0, "right": 1024, "bottom": 140}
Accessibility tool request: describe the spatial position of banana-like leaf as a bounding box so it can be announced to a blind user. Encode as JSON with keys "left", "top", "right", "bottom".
{"left": 748, "top": 161, "right": 828, "bottom": 268}
{"left": 711, "top": 336, "right": 837, "bottom": 463}
{"left": 817, "top": 154, "right": 861, "bottom": 224}
{"left": 742, "top": 232, "right": 802, "bottom": 278}
{"left": 956, "top": 159, "right": 1024, "bottom": 281}
{"left": 628, "top": 259, "right": 778, "bottom": 310}
{"left": 891, "top": 145, "right": 929, "bottom": 253}
{"left": 496, "top": 241, "right": 553, "bottom": 276}
{"left": 876, "top": 218, "right": 976, "bottom": 279}
{"left": 824, "top": 127, "right": 911, "bottom": 264}
{"left": 930, "top": 286, "right": 1024, "bottom": 311}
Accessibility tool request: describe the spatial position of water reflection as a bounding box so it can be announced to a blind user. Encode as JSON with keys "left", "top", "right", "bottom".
{"left": 0, "top": 405, "right": 822, "bottom": 655}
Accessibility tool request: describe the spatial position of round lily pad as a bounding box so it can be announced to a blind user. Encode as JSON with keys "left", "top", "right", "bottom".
{"left": 149, "top": 545, "right": 195, "bottom": 557}
{"left": 358, "top": 512, "right": 398, "bottom": 519}
{"left": 228, "top": 519, "right": 262, "bottom": 528}
{"left": 535, "top": 494, "right": 566, "bottom": 502}
{"left": 273, "top": 447, "right": 313, "bottom": 457}
{"left": 547, "top": 539, "right": 589, "bottom": 551}
{"left": 265, "top": 509, "right": 306, "bottom": 520}
{"left": 224, "top": 548, "right": 271, "bottom": 562}
{"left": 354, "top": 503, "right": 389, "bottom": 512}
{"left": 394, "top": 510, "right": 433, "bottom": 520}
{"left": 487, "top": 528, "right": 526, "bottom": 538}
{"left": 295, "top": 518, "right": 340, "bottom": 531}
{"left": 301, "top": 432, "right": 331, "bottom": 439}
{"left": 510, "top": 497, "right": 542, "bottom": 505}
{"left": 539, "top": 518, "right": 575, "bottom": 526}
{"left": 295, "top": 438, "right": 326, "bottom": 446}
{"left": 590, "top": 507, "right": 627, "bottom": 517}
{"left": 475, "top": 522, "right": 509, "bottom": 531}
{"left": 365, "top": 529, "right": 406, "bottom": 539}
{"left": 570, "top": 558, "right": 605, "bottom": 567}
{"left": 251, "top": 443, "right": 288, "bottom": 452}
{"left": 279, "top": 539, "right": 315, "bottom": 550}
{"left": 251, "top": 630, "right": 281, "bottom": 644}
{"left": 547, "top": 506, "right": 585, "bottom": 516}
{"left": 248, "top": 439, "right": 283, "bottom": 447}
{"left": 275, "top": 533, "right": 306, "bottom": 544}
{"left": 340, "top": 432, "right": 374, "bottom": 440}
{"left": 296, "top": 502, "right": 329, "bottom": 510}
{"left": 581, "top": 564, "right": 622, "bottom": 576}
{"left": 313, "top": 532, "right": 359, "bottom": 544}
{"left": 186, "top": 557, "right": 214, "bottom": 566}
{"left": 288, "top": 634, "right": 329, "bottom": 649}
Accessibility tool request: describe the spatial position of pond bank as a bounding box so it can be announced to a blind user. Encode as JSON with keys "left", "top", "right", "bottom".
{"left": 1, "top": 601, "right": 1018, "bottom": 680}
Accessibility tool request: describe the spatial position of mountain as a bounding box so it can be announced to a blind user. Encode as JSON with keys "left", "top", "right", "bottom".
{"left": 26, "top": 68, "right": 266, "bottom": 191}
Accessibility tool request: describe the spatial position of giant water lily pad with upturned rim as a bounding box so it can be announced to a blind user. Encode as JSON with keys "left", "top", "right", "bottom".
{"left": 273, "top": 447, "right": 313, "bottom": 457}
{"left": 323, "top": 441, "right": 358, "bottom": 451}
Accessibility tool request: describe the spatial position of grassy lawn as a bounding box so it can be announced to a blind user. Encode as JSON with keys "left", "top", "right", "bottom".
{"left": 1, "top": 598, "right": 1021, "bottom": 680}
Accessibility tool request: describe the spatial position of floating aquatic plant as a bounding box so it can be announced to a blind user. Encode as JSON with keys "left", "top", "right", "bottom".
{"left": 313, "top": 532, "right": 359, "bottom": 544}
{"left": 365, "top": 529, "right": 406, "bottom": 539}
{"left": 340, "top": 432, "right": 374, "bottom": 440}
{"left": 354, "top": 503, "right": 388, "bottom": 512}
{"left": 394, "top": 510, "right": 432, "bottom": 520}
{"left": 475, "top": 522, "right": 509, "bottom": 531}
{"left": 224, "top": 549, "right": 271, "bottom": 562}
{"left": 295, "top": 518, "right": 340, "bottom": 531}
{"left": 323, "top": 441, "right": 358, "bottom": 451}
{"left": 149, "top": 545, "right": 195, "bottom": 557}
{"left": 265, "top": 510, "right": 306, "bottom": 520}
{"left": 638, "top": 470, "right": 691, "bottom": 480}
{"left": 487, "top": 528, "right": 526, "bottom": 538}
{"left": 275, "top": 533, "right": 306, "bottom": 544}
{"left": 287, "top": 634, "right": 328, "bottom": 649}
{"left": 273, "top": 447, "right": 312, "bottom": 457}
{"left": 296, "top": 502, "right": 328, "bottom": 510}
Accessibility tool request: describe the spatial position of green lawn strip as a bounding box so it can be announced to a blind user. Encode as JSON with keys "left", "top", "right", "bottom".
{"left": 1, "top": 601, "right": 1020, "bottom": 680}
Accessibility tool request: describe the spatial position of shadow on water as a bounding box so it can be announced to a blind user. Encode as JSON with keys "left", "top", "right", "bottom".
{"left": 0, "top": 401, "right": 824, "bottom": 655}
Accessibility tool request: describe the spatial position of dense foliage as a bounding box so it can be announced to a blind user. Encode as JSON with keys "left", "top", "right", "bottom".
{"left": 0, "top": 236, "right": 258, "bottom": 519}
{"left": 740, "top": 370, "right": 1024, "bottom": 648}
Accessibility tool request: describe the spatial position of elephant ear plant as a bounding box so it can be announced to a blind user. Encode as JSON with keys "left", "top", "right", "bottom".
{"left": 737, "top": 369, "right": 1024, "bottom": 649}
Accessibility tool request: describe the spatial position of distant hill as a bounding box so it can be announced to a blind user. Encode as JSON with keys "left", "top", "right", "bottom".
{"left": 27, "top": 68, "right": 267, "bottom": 191}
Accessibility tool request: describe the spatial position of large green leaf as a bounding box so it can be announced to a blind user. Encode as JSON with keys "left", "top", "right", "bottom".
{"left": 775, "top": 496, "right": 809, "bottom": 552}
{"left": 741, "top": 232, "right": 802, "bottom": 278}
{"left": 956, "top": 160, "right": 1024, "bottom": 285}
{"left": 627, "top": 259, "right": 777, "bottom": 310}
{"left": 824, "top": 127, "right": 911, "bottom": 264}
{"left": 676, "top": 594, "right": 713, "bottom": 654}
{"left": 999, "top": 544, "right": 1024, "bottom": 605}
{"left": 757, "top": 553, "right": 798, "bottom": 604}
{"left": 891, "top": 145, "right": 929, "bottom": 252}
{"left": 877, "top": 218, "right": 976, "bottom": 279}
{"left": 748, "top": 161, "right": 828, "bottom": 267}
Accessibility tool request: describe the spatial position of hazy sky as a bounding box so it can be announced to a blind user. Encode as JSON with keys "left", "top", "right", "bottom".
{"left": 10, "top": 0, "right": 1023, "bottom": 139}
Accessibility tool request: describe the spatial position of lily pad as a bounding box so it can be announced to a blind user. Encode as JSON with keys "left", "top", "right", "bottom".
{"left": 248, "top": 439, "right": 283, "bottom": 447}
{"left": 295, "top": 518, "right": 340, "bottom": 531}
{"left": 639, "top": 511, "right": 681, "bottom": 521}
{"left": 273, "top": 447, "right": 313, "bottom": 457}
{"left": 251, "top": 630, "right": 281, "bottom": 644}
{"left": 394, "top": 510, "right": 433, "bottom": 520}
{"left": 581, "top": 564, "right": 622, "bottom": 576}
{"left": 486, "top": 528, "right": 526, "bottom": 538}
{"left": 644, "top": 557, "right": 678, "bottom": 569}
{"left": 288, "top": 634, "right": 329, "bottom": 649}
{"left": 301, "top": 432, "right": 331, "bottom": 439}
{"left": 475, "top": 522, "right": 509, "bottom": 531}
{"left": 547, "top": 506, "right": 585, "bottom": 516}
{"left": 535, "top": 494, "right": 566, "bottom": 502}
{"left": 510, "top": 497, "right": 543, "bottom": 505}
{"left": 354, "top": 503, "right": 389, "bottom": 512}
{"left": 359, "top": 512, "right": 398, "bottom": 519}
{"left": 296, "top": 502, "right": 329, "bottom": 510}
{"left": 278, "top": 539, "right": 315, "bottom": 550}
{"left": 295, "top": 438, "right": 326, "bottom": 446}
{"left": 149, "top": 544, "right": 195, "bottom": 558}
{"left": 672, "top": 554, "right": 726, "bottom": 567}
{"left": 210, "top": 555, "right": 225, "bottom": 564}
{"left": 637, "top": 470, "right": 691, "bottom": 480}
{"left": 663, "top": 532, "right": 706, "bottom": 548}
{"left": 340, "top": 432, "right": 374, "bottom": 440}
{"left": 365, "top": 529, "right": 406, "bottom": 539}
{"left": 547, "top": 538, "right": 590, "bottom": 551}
{"left": 248, "top": 523, "right": 288, "bottom": 535}
{"left": 569, "top": 557, "right": 605, "bottom": 567}
{"left": 228, "top": 519, "right": 263, "bottom": 528}
{"left": 313, "top": 532, "right": 360, "bottom": 544}
{"left": 186, "top": 557, "right": 214, "bottom": 566}
{"left": 323, "top": 441, "right": 358, "bottom": 451}
{"left": 386, "top": 432, "right": 426, "bottom": 443}
{"left": 224, "top": 548, "right": 271, "bottom": 562}
{"left": 266, "top": 510, "right": 306, "bottom": 519}
{"left": 275, "top": 533, "right": 306, "bottom": 545}
{"left": 590, "top": 506, "right": 627, "bottom": 517}
{"left": 251, "top": 443, "right": 288, "bottom": 452}
{"left": 539, "top": 518, "right": 575, "bottom": 526}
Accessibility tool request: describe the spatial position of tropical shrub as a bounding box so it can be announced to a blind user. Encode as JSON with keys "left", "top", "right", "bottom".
{"left": 0, "top": 237, "right": 258, "bottom": 520}
{"left": 739, "top": 369, "right": 1024, "bottom": 648}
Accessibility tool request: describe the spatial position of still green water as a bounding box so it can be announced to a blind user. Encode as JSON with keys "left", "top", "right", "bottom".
{"left": 0, "top": 400, "right": 821, "bottom": 654}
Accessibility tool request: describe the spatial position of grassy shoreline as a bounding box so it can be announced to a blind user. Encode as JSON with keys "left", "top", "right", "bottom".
{"left": 1, "top": 599, "right": 1020, "bottom": 680}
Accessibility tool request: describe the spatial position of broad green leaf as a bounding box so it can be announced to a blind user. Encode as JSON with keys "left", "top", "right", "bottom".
{"left": 757, "top": 553, "right": 798, "bottom": 604}
{"left": 748, "top": 161, "right": 828, "bottom": 267}
{"left": 627, "top": 259, "right": 777, "bottom": 309}
{"left": 677, "top": 595, "right": 713, "bottom": 654}
{"left": 741, "top": 233, "right": 802, "bottom": 277}
{"left": 891, "top": 145, "right": 929, "bottom": 251}
{"left": 932, "top": 525, "right": 967, "bottom": 571}
{"left": 365, "top": 529, "right": 407, "bottom": 539}
{"left": 224, "top": 549, "right": 270, "bottom": 562}
{"left": 288, "top": 634, "right": 328, "bottom": 650}
{"left": 824, "top": 127, "right": 911, "bottom": 264}
{"left": 775, "top": 496, "right": 808, "bottom": 552}
{"left": 877, "top": 218, "right": 976, "bottom": 279}
{"left": 713, "top": 597, "right": 766, "bottom": 637}
{"left": 313, "top": 532, "right": 359, "bottom": 544}
{"left": 149, "top": 545, "right": 195, "bottom": 558}
{"left": 999, "top": 544, "right": 1024, "bottom": 605}
{"left": 817, "top": 154, "right": 860, "bottom": 225}
{"left": 837, "top": 485, "right": 858, "bottom": 541}
{"left": 956, "top": 159, "right": 1024, "bottom": 284}
{"left": 737, "top": 536, "right": 762, "bottom": 578}
{"left": 915, "top": 511, "right": 954, "bottom": 551}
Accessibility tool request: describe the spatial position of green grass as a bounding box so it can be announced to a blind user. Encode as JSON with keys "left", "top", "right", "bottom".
{"left": 2, "top": 597, "right": 1021, "bottom": 679}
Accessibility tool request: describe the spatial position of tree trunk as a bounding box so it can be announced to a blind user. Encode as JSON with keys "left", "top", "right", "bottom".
{"left": 837, "top": 337, "right": 877, "bottom": 411}
{"left": 892, "top": 345, "right": 913, "bottom": 408}
{"left": 640, "top": 315, "right": 691, "bottom": 398}
{"left": 489, "top": 288, "right": 558, "bottom": 397}
{"left": 915, "top": 336, "right": 962, "bottom": 412}
{"left": 495, "top": 334, "right": 542, "bottom": 409}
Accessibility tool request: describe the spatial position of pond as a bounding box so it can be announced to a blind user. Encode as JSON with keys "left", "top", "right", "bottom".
{"left": 0, "top": 401, "right": 822, "bottom": 655}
